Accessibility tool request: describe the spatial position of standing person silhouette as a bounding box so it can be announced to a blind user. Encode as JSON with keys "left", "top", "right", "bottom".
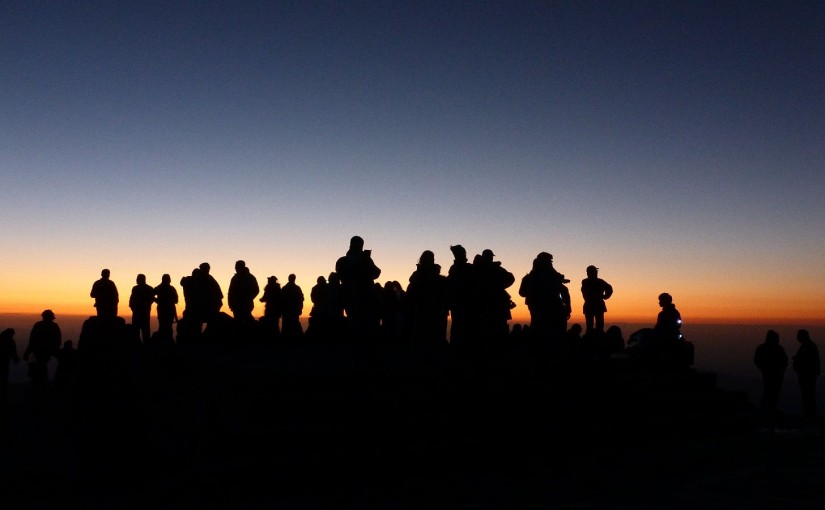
{"left": 754, "top": 330, "right": 787, "bottom": 426}
{"left": 129, "top": 274, "right": 155, "bottom": 344}
{"left": 519, "top": 252, "right": 570, "bottom": 359}
{"left": 154, "top": 274, "right": 179, "bottom": 339}
{"left": 447, "top": 245, "right": 476, "bottom": 354}
{"left": 228, "top": 260, "right": 260, "bottom": 322}
{"left": 335, "top": 236, "right": 382, "bottom": 342}
{"left": 407, "top": 250, "right": 449, "bottom": 347}
{"left": 474, "top": 249, "right": 515, "bottom": 355}
{"left": 24, "top": 310, "right": 61, "bottom": 395}
{"left": 792, "top": 329, "right": 820, "bottom": 421}
{"left": 581, "top": 265, "right": 613, "bottom": 334}
{"left": 91, "top": 269, "right": 119, "bottom": 318}
{"left": 281, "top": 274, "right": 304, "bottom": 340}
{"left": 198, "top": 262, "right": 224, "bottom": 321}
{"left": 260, "top": 276, "right": 282, "bottom": 339}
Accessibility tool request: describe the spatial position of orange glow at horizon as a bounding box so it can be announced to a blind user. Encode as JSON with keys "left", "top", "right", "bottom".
{"left": 1, "top": 246, "right": 822, "bottom": 327}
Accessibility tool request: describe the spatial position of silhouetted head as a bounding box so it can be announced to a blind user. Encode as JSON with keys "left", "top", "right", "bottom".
{"left": 450, "top": 245, "right": 467, "bottom": 263}
{"left": 765, "top": 329, "right": 780, "bottom": 345}
{"left": 192, "top": 268, "right": 201, "bottom": 277}
{"left": 569, "top": 323, "right": 583, "bottom": 335}
{"left": 606, "top": 325, "right": 623, "bottom": 338}
{"left": 162, "top": 274, "right": 171, "bottom": 284}
{"left": 481, "top": 249, "right": 495, "bottom": 262}
{"left": 534, "top": 252, "right": 553, "bottom": 270}
{"left": 235, "top": 260, "right": 246, "bottom": 271}
{"left": 41, "top": 309, "right": 55, "bottom": 321}
{"left": 136, "top": 274, "right": 146, "bottom": 284}
{"left": 101, "top": 269, "right": 110, "bottom": 279}
{"left": 267, "top": 275, "right": 278, "bottom": 284}
{"left": 329, "top": 272, "right": 340, "bottom": 284}
{"left": 288, "top": 274, "right": 297, "bottom": 283}
{"left": 0, "top": 328, "right": 14, "bottom": 340}
{"left": 349, "top": 236, "right": 364, "bottom": 252}
{"left": 199, "top": 262, "right": 210, "bottom": 274}
{"left": 419, "top": 250, "right": 435, "bottom": 266}
{"left": 658, "top": 293, "right": 673, "bottom": 306}
{"left": 586, "top": 265, "right": 598, "bottom": 277}
{"left": 317, "top": 276, "right": 326, "bottom": 284}
{"left": 797, "top": 329, "right": 811, "bottom": 343}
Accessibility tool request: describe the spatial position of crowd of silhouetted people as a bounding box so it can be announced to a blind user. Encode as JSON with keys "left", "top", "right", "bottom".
{"left": 1, "top": 236, "right": 820, "bottom": 426}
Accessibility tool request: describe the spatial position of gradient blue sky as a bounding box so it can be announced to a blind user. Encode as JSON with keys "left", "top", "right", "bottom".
{"left": 2, "top": 1, "right": 824, "bottom": 322}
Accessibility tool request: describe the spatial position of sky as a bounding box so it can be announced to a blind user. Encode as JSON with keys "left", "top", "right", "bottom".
{"left": 1, "top": 1, "right": 824, "bottom": 325}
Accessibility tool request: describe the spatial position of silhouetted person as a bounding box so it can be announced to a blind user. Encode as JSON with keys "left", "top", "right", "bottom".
{"left": 281, "top": 274, "right": 304, "bottom": 340}
{"left": 129, "top": 274, "right": 155, "bottom": 343}
{"left": 792, "top": 329, "right": 820, "bottom": 420}
{"left": 653, "top": 293, "right": 691, "bottom": 367}
{"left": 180, "top": 268, "right": 200, "bottom": 319}
{"left": 154, "top": 274, "right": 179, "bottom": 338}
{"left": 335, "top": 236, "right": 382, "bottom": 342}
{"left": 198, "top": 262, "right": 224, "bottom": 319}
{"left": 326, "top": 272, "right": 346, "bottom": 340}
{"left": 654, "top": 293, "right": 682, "bottom": 343}
{"left": 754, "top": 330, "right": 787, "bottom": 425}
{"left": 447, "top": 244, "right": 476, "bottom": 353}
{"left": 260, "top": 276, "right": 282, "bottom": 339}
{"left": 91, "top": 269, "right": 119, "bottom": 317}
{"left": 407, "top": 251, "right": 449, "bottom": 347}
{"left": 581, "top": 265, "right": 613, "bottom": 334}
{"left": 0, "top": 328, "right": 19, "bottom": 410}
{"left": 177, "top": 268, "right": 204, "bottom": 341}
{"left": 474, "top": 249, "right": 515, "bottom": 355}
{"left": 509, "top": 323, "right": 526, "bottom": 347}
{"left": 24, "top": 310, "right": 61, "bottom": 394}
{"left": 54, "top": 340, "right": 77, "bottom": 391}
{"left": 308, "top": 276, "right": 333, "bottom": 341}
{"left": 228, "top": 260, "right": 260, "bottom": 322}
{"left": 379, "top": 280, "right": 405, "bottom": 344}
{"left": 519, "top": 252, "right": 570, "bottom": 357}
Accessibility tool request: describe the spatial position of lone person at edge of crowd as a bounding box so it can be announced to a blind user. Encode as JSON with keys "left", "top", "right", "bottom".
{"left": 581, "top": 265, "right": 613, "bottom": 334}
{"left": 792, "top": 329, "right": 820, "bottom": 421}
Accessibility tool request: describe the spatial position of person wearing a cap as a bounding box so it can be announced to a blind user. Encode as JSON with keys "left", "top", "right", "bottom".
{"left": 24, "top": 309, "right": 62, "bottom": 393}
{"left": 581, "top": 265, "right": 613, "bottom": 334}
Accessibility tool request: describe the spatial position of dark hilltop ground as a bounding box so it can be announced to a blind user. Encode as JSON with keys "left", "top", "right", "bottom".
{"left": 2, "top": 337, "right": 825, "bottom": 509}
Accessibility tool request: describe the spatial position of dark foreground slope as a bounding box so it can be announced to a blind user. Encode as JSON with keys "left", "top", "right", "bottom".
{"left": 1, "top": 342, "right": 824, "bottom": 509}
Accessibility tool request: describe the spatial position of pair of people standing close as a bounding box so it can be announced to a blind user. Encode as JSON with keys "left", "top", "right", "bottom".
{"left": 755, "top": 329, "right": 820, "bottom": 423}
{"left": 1, "top": 310, "right": 69, "bottom": 406}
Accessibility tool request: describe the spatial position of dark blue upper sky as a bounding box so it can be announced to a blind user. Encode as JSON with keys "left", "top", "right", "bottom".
{"left": 2, "top": 1, "right": 824, "bottom": 320}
